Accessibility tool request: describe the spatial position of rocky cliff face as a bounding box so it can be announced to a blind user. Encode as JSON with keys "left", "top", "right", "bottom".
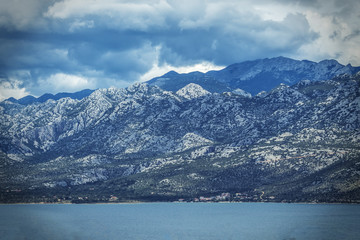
{"left": 0, "top": 66, "right": 359, "bottom": 203}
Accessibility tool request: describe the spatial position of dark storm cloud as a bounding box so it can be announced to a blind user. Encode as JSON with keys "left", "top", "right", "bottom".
{"left": 0, "top": 0, "right": 359, "bottom": 100}
{"left": 154, "top": 12, "right": 317, "bottom": 66}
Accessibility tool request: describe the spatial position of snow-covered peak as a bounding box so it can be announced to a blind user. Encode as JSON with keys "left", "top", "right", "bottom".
{"left": 176, "top": 83, "right": 210, "bottom": 100}
{"left": 278, "top": 83, "right": 289, "bottom": 88}
{"left": 232, "top": 88, "right": 252, "bottom": 98}
{"left": 87, "top": 88, "right": 108, "bottom": 100}
{"left": 256, "top": 91, "right": 267, "bottom": 97}
{"left": 127, "top": 83, "right": 150, "bottom": 93}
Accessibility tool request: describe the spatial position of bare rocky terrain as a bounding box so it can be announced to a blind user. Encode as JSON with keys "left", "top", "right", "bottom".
{"left": 1, "top": 57, "right": 359, "bottom": 203}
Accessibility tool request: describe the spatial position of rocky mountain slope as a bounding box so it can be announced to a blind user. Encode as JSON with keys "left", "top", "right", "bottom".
{"left": 147, "top": 56, "right": 360, "bottom": 95}
{"left": 0, "top": 68, "right": 359, "bottom": 203}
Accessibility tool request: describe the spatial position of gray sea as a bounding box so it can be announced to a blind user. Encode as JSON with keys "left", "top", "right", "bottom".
{"left": 0, "top": 202, "right": 359, "bottom": 240}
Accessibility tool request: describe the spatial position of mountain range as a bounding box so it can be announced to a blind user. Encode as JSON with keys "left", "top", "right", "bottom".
{"left": 7, "top": 89, "right": 94, "bottom": 105}
{"left": 148, "top": 56, "right": 360, "bottom": 95}
{"left": 0, "top": 57, "right": 359, "bottom": 203}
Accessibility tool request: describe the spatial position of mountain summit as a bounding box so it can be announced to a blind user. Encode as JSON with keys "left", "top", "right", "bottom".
{"left": 176, "top": 83, "right": 210, "bottom": 99}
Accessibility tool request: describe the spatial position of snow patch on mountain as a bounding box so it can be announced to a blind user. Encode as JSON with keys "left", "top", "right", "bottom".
{"left": 176, "top": 83, "right": 210, "bottom": 100}
{"left": 176, "top": 132, "right": 213, "bottom": 152}
{"left": 266, "top": 83, "right": 307, "bottom": 103}
{"left": 232, "top": 88, "right": 252, "bottom": 97}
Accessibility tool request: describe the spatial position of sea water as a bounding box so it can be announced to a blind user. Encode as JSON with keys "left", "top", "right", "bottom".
{"left": 0, "top": 202, "right": 359, "bottom": 240}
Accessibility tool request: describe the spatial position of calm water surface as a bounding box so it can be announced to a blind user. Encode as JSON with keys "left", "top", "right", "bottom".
{"left": 0, "top": 202, "right": 359, "bottom": 240}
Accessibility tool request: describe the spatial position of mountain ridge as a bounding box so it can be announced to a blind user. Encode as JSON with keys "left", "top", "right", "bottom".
{"left": 3, "top": 57, "right": 359, "bottom": 105}
{"left": 0, "top": 60, "right": 359, "bottom": 203}
{"left": 147, "top": 56, "right": 360, "bottom": 95}
{"left": 5, "top": 89, "right": 95, "bottom": 105}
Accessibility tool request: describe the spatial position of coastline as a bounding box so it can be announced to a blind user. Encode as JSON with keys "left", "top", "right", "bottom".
{"left": 1, "top": 200, "right": 359, "bottom": 205}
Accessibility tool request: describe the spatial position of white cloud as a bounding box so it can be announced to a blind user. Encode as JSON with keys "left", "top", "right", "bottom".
{"left": 0, "top": 0, "right": 51, "bottom": 30}
{"left": 139, "top": 61, "right": 225, "bottom": 83}
{"left": 294, "top": 10, "right": 360, "bottom": 65}
{"left": 38, "top": 73, "right": 96, "bottom": 93}
{"left": 178, "top": 1, "right": 258, "bottom": 30}
{"left": 139, "top": 46, "right": 224, "bottom": 82}
{"left": 69, "top": 20, "right": 94, "bottom": 32}
{"left": 45, "top": 0, "right": 171, "bottom": 30}
{"left": 253, "top": 3, "right": 294, "bottom": 22}
{"left": 0, "top": 79, "right": 30, "bottom": 101}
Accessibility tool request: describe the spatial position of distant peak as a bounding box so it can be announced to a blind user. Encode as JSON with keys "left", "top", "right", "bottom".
{"left": 146, "top": 57, "right": 360, "bottom": 96}
{"left": 268, "top": 56, "right": 295, "bottom": 62}
{"left": 4, "top": 97, "right": 18, "bottom": 103}
{"left": 6, "top": 89, "right": 95, "bottom": 105}
{"left": 273, "top": 56, "right": 289, "bottom": 60}
{"left": 164, "top": 70, "right": 179, "bottom": 77}
{"left": 176, "top": 83, "right": 210, "bottom": 100}
{"left": 319, "top": 59, "right": 341, "bottom": 66}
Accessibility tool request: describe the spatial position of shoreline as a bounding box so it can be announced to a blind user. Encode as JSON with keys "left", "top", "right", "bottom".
{"left": 1, "top": 200, "right": 359, "bottom": 205}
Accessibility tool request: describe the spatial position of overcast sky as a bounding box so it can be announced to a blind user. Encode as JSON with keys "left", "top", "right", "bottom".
{"left": 0, "top": 0, "right": 359, "bottom": 100}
